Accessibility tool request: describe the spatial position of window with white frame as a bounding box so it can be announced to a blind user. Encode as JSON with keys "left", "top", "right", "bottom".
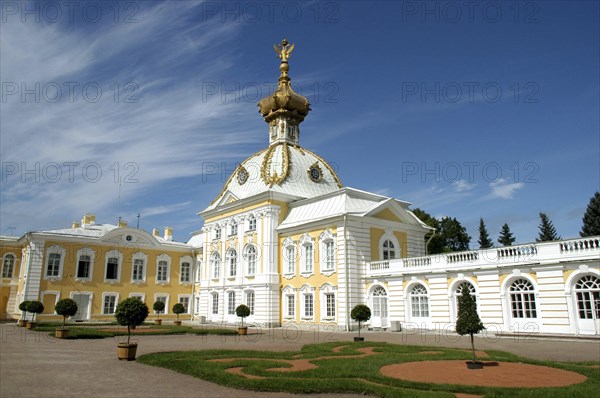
{"left": 227, "top": 249, "right": 237, "bottom": 277}
{"left": 180, "top": 261, "right": 191, "bottom": 283}
{"left": 215, "top": 228, "right": 222, "bottom": 240}
{"left": 131, "top": 252, "right": 147, "bottom": 283}
{"left": 286, "top": 294, "right": 295, "bottom": 317}
{"left": 300, "top": 235, "right": 314, "bottom": 274}
{"left": 2, "top": 254, "right": 15, "bottom": 278}
{"left": 105, "top": 258, "right": 119, "bottom": 280}
{"left": 574, "top": 275, "right": 600, "bottom": 320}
{"left": 246, "top": 291, "right": 255, "bottom": 315}
{"left": 320, "top": 230, "right": 336, "bottom": 273}
{"left": 283, "top": 238, "right": 296, "bottom": 275}
{"left": 45, "top": 246, "right": 65, "bottom": 278}
{"left": 300, "top": 285, "right": 315, "bottom": 319}
{"left": 129, "top": 293, "right": 145, "bottom": 302}
{"left": 509, "top": 278, "right": 537, "bottom": 318}
{"left": 372, "top": 286, "right": 388, "bottom": 319}
{"left": 157, "top": 260, "right": 169, "bottom": 283}
{"left": 102, "top": 293, "right": 118, "bottom": 314}
{"left": 245, "top": 245, "right": 256, "bottom": 275}
{"left": 179, "top": 296, "right": 190, "bottom": 313}
{"left": 248, "top": 216, "right": 256, "bottom": 231}
{"left": 154, "top": 295, "right": 168, "bottom": 314}
{"left": 382, "top": 239, "right": 396, "bottom": 260}
{"left": 320, "top": 284, "right": 336, "bottom": 320}
{"left": 410, "top": 284, "right": 429, "bottom": 318}
{"left": 211, "top": 252, "right": 220, "bottom": 279}
{"left": 75, "top": 248, "right": 95, "bottom": 280}
{"left": 230, "top": 222, "right": 238, "bottom": 236}
{"left": 227, "top": 291, "right": 236, "bottom": 314}
{"left": 211, "top": 292, "right": 219, "bottom": 315}
{"left": 194, "top": 296, "right": 200, "bottom": 314}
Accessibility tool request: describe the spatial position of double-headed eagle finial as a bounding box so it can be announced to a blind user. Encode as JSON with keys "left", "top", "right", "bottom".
{"left": 274, "top": 38, "right": 294, "bottom": 62}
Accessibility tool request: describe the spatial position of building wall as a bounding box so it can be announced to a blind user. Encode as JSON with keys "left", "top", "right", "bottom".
{"left": 0, "top": 238, "right": 23, "bottom": 319}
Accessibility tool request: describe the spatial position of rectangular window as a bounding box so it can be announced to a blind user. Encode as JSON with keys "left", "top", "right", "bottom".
{"left": 77, "top": 255, "right": 91, "bottom": 279}
{"left": 195, "top": 262, "right": 201, "bottom": 282}
{"left": 157, "top": 261, "right": 168, "bottom": 282}
{"left": 287, "top": 295, "right": 295, "bottom": 317}
{"left": 194, "top": 296, "right": 200, "bottom": 315}
{"left": 325, "top": 242, "right": 335, "bottom": 270}
{"left": 215, "top": 228, "right": 221, "bottom": 240}
{"left": 180, "top": 262, "right": 191, "bottom": 283}
{"left": 179, "top": 296, "right": 190, "bottom": 313}
{"left": 228, "top": 291, "right": 236, "bottom": 315}
{"left": 248, "top": 218, "right": 256, "bottom": 231}
{"left": 132, "top": 259, "right": 144, "bottom": 281}
{"left": 325, "top": 293, "right": 335, "bottom": 317}
{"left": 286, "top": 246, "right": 295, "bottom": 274}
{"left": 304, "top": 245, "right": 313, "bottom": 273}
{"left": 212, "top": 293, "right": 219, "bottom": 315}
{"left": 47, "top": 253, "right": 61, "bottom": 277}
{"left": 103, "top": 294, "right": 117, "bottom": 314}
{"left": 246, "top": 291, "right": 255, "bottom": 315}
{"left": 230, "top": 223, "right": 238, "bottom": 236}
{"left": 2, "top": 255, "right": 15, "bottom": 278}
{"left": 105, "top": 257, "right": 118, "bottom": 280}
{"left": 303, "top": 293, "right": 313, "bottom": 318}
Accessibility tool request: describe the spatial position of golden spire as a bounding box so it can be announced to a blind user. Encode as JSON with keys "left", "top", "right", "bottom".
{"left": 274, "top": 38, "right": 294, "bottom": 80}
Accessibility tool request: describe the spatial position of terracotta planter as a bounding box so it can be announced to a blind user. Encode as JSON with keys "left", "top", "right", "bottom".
{"left": 55, "top": 328, "right": 69, "bottom": 339}
{"left": 354, "top": 337, "right": 365, "bottom": 342}
{"left": 117, "top": 343, "right": 138, "bottom": 361}
{"left": 173, "top": 320, "right": 182, "bottom": 326}
{"left": 26, "top": 321, "right": 36, "bottom": 330}
{"left": 466, "top": 361, "right": 484, "bottom": 370}
{"left": 154, "top": 319, "right": 162, "bottom": 325}
{"left": 238, "top": 327, "right": 248, "bottom": 335}
{"left": 17, "top": 319, "right": 27, "bottom": 327}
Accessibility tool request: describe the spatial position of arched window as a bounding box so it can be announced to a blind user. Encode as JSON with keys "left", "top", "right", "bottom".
{"left": 2, "top": 254, "right": 15, "bottom": 278}
{"left": 245, "top": 245, "right": 256, "bottom": 275}
{"left": 410, "top": 284, "right": 429, "bottom": 318}
{"left": 574, "top": 275, "right": 600, "bottom": 320}
{"left": 509, "top": 278, "right": 537, "bottom": 318}
{"left": 227, "top": 249, "right": 237, "bottom": 277}
{"left": 372, "top": 286, "right": 388, "bottom": 319}
{"left": 382, "top": 240, "right": 396, "bottom": 260}
{"left": 211, "top": 252, "right": 221, "bottom": 279}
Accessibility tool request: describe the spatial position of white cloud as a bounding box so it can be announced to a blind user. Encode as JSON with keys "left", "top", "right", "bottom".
{"left": 488, "top": 179, "right": 525, "bottom": 199}
{"left": 452, "top": 179, "right": 475, "bottom": 192}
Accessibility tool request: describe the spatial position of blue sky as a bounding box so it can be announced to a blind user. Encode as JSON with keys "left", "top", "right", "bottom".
{"left": 1, "top": 0, "right": 598, "bottom": 245}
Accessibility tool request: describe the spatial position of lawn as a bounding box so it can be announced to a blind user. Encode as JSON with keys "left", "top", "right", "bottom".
{"left": 138, "top": 341, "right": 599, "bottom": 398}
{"left": 34, "top": 322, "right": 237, "bottom": 339}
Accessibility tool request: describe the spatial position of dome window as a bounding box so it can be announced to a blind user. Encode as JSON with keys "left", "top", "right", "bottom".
{"left": 308, "top": 162, "right": 323, "bottom": 183}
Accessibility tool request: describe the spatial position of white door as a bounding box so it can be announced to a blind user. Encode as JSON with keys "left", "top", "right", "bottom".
{"left": 370, "top": 287, "right": 388, "bottom": 328}
{"left": 574, "top": 275, "right": 600, "bottom": 335}
{"left": 72, "top": 294, "right": 90, "bottom": 321}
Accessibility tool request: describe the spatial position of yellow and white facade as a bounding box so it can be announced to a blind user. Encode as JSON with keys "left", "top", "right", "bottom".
{"left": 2, "top": 40, "right": 599, "bottom": 335}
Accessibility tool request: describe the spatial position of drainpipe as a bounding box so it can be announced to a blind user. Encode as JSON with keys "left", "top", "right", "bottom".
{"left": 344, "top": 215, "right": 350, "bottom": 332}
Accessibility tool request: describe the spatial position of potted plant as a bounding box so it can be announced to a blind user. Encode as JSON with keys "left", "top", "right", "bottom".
{"left": 235, "top": 304, "right": 250, "bottom": 335}
{"left": 172, "top": 303, "right": 185, "bottom": 326}
{"left": 455, "top": 285, "right": 485, "bottom": 369}
{"left": 114, "top": 297, "right": 149, "bottom": 361}
{"left": 25, "top": 301, "right": 44, "bottom": 330}
{"left": 18, "top": 300, "right": 30, "bottom": 327}
{"left": 351, "top": 304, "right": 371, "bottom": 342}
{"left": 153, "top": 300, "right": 165, "bottom": 325}
{"left": 54, "top": 298, "right": 78, "bottom": 338}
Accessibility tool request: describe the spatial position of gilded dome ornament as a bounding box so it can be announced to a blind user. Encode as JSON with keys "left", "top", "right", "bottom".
{"left": 308, "top": 162, "right": 324, "bottom": 183}
{"left": 237, "top": 166, "right": 249, "bottom": 185}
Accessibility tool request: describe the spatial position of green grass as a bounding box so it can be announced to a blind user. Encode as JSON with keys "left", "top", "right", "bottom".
{"left": 34, "top": 323, "right": 237, "bottom": 339}
{"left": 138, "top": 341, "right": 600, "bottom": 398}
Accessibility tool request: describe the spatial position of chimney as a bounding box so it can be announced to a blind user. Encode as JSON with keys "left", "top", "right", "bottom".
{"left": 81, "top": 214, "right": 96, "bottom": 228}
{"left": 118, "top": 220, "right": 128, "bottom": 228}
{"left": 164, "top": 227, "right": 173, "bottom": 241}
{"left": 71, "top": 221, "right": 80, "bottom": 229}
{"left": 152, "top": 228, "right": 160, "bottom": 237}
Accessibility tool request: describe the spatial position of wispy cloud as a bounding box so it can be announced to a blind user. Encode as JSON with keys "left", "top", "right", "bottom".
{"left": 452, "top": 179, "right": 475, "bottom": 192}
{"left": 487, "top": 179, "right": 525, "bottom": 199}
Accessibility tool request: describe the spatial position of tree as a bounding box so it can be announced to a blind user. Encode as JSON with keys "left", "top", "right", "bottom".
{"left": 153, "top": 301, "right": 165, "bottom": 321}
{"left": 172, "top": 303, "right": 185, "bottom": 322}
{"left": 55, "top": 298, "right": 78, "bottom": 329}
{"left": 19, "top": 300, "right": 31, "bottom": 321}
{"left": 114, "top": 297, "right": 149, "bottom": 345}
{"left": 350, "top": 304, "right": 371, "bottom": 339}
{"left": 412, "top": 208, "right": 444, "bottom": 254}
{"left": 477, "top": 218, "right": 493, "bottom": 249}
{"left": 455, "top": 285, "right": 485, "bottom": 364}
{"left": 498, "top": 223, "right": 516, "bottom": 246}
{"left": 537, "top": 212, "right": 560, "bottom": 242}
{"left": 439, "top": 217, "right": 471, "bottom": 252}
{"left": 581, "top": 192, "right": 600, "bottom": 237}
{"left": 235, "top": 304, "right": 251, "bottom": 328}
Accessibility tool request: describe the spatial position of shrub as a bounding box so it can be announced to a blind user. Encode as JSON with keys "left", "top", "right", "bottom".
{"left": 235, "top": 304, "right": 251, "bottom": 328}
{"left": 55, "top": 298, "right": 78, "bottom": 329}
{"left": 26, "top": 301, "right": 44, "bottom": 323}
{"left": 115, "top": 297, "right": 149, "bottom": 345}
{"left": 351, "top": 304, "right": 371, "bottom": 338}
{"left": 19, "top": 300, "right": 31, "bottom": 321}
{"left": 172, "top": 303, "right": 185, "bottom": 322}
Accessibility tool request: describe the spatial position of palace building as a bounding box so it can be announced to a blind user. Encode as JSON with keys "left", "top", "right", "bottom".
{"left": 2, "top": 40, "right": 599, "bottom": 336}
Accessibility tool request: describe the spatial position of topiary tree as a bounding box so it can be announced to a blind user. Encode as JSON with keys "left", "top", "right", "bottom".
{"left": 235, "top": 304, "right": 250, "bottom": 328}
{"left": 54, "top": 298, "right": 78, "bottom": 329}
{"left": 351, "top": 304, "right": 371, "bottom": 339}
{"left": 19, "top": 300, "right": 31, "bottom": 321}
{"left": 153, "top": 300, "right": 165, "bottom": 321}
{"left": 114, "top": 297, "right": 149, "bottom": 345}
{"left": 26, "top": 301, "right": 44, "bottom": 323}
{"left": 455, "top": 285, "right": 485, "bottom": 364}
{"left": 172, "top": 303, "right": 185, "bottom": 322}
